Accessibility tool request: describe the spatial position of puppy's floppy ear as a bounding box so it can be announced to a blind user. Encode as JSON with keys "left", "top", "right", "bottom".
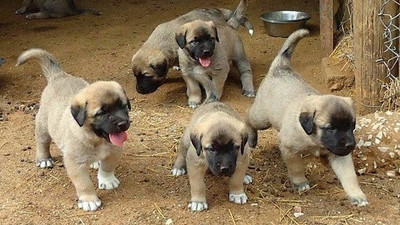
{"left": 175, "top": 28, "right": 187, "bottom": 49}
{"left": 207, "top": 21, "right": 219, "bottom": 42}
{"left": 214, "top": 26, "right": 219, "bottom": 42}
{"left": 299, "top": 110, "right": 316, "bottom": 135}
{"left": 122, "top": 90, "right": 131, "bottom": 110}
{"left": 240, "top": 132, "right": 248, "bottom": 155}
{"left": 150, "top": 59, "right": 168, "bottom": 77}
{"left": 71, "top": 101, "right": 87, "bottom": 127}
{"left": 190, "top": 133, "right": 203, "bottom": 156}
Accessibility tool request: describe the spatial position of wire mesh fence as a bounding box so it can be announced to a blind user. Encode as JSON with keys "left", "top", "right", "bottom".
{"left": 378, "top": 0, "right": 400, "bottom": 110}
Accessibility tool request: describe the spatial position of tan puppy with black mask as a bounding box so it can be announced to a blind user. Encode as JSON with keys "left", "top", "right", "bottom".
{"left": 175, "top": 20, "right": 254, "bottom": 108}
{"left": 247, "top": 30, "right": 368, "bottom": 206}
{"left": 131, "top": 0, "right": 254, "bottom": 95}
{"left": 172, "top": 102, "right": 251, "bottom": 211}
{"left": 17, "top": 49, "right": 131, "bottom": 211}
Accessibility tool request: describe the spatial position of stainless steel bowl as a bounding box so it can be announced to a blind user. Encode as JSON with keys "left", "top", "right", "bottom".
{"left": 260, "top": 11, "right": 311, "bottom": 37}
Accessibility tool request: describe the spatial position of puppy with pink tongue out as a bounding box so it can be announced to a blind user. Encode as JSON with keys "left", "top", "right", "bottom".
{"left": 17, "top": 48, "right": 131, "bottom": 211}
{"left": 176, "top": 20, "right": 255, "bottom": 108}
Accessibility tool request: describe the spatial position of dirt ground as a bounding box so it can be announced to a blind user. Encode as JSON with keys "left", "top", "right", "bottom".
{"left": 0, "top": 0, "right": 399, "bottom": 224}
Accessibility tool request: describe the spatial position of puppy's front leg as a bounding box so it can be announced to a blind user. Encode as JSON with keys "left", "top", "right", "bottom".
{"left": 229, "top": 152, "right": 249, "bottom": 204}
{"left": 191, "top": 72, "right": 217, "bottom": 103}
{"left": 182, "top": 73, "right": 202, "bottom": 108}
{"left": 211, "top": 69, "right": 229, "bottom": 100}
{"left": 64, "top": 157, "right": 100, "bottom": 211}
{"left": 187, "top": 151, "right": 208, "bottom": 212}
{"left": 328, "top": 153, "right": 368, "bottom": 206}
{"left": 280, "top": 146, "right": 310, "bottom": 191}
{"left": 26, "top": 12, "right": 49, "bottom": 19}
{"left": 98, "top": 149, "right": 122, "bottom": 190}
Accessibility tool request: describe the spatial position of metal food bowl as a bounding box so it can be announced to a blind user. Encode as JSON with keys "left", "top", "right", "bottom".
{"left": 260, "top": 11, "right": 311, "bottom": 37}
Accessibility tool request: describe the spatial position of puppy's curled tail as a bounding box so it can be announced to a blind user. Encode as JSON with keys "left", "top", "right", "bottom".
{"left": 227, "top": 0, "right": 254, "bottom": 35}
{"left": 269, "top": 29, "right": 309, "bottom": 74}
{"left": 17, "top": 48, "right": 64, "bottom": 82}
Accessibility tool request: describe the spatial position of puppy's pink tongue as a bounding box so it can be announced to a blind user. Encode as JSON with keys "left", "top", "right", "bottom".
{"left": 199, "top": 57, "right": 211, "bottom": 67}
{"left": 109, "top": 131, "right": 128, "bottom": 147}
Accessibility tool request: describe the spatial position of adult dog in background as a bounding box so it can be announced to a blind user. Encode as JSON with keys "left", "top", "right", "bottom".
{"left": 17, "top": 49, "right": 131, "bottom": 211}
{"left": 131, "top": 0, "right": 254, "bottom": 96}
{"left": 172, "top": 102, "right": 251, "bottom": 211}
{"left": 247, "top": 30, "right": 368, "bottom": 206}
{"left": 176, "top": 20, "right": 254, "bottom": 108}
{"left": 16, "top": 0, "right": 100, "bottom": 19}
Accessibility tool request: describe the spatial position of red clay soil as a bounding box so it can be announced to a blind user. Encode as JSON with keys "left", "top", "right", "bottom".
{"left": 0, "top": 0, "right": 399, "bottom": 224}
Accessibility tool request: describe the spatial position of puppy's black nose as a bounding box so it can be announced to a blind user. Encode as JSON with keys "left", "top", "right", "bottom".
{"left": 117, "top": 121, "right": 130, "bottom": 131}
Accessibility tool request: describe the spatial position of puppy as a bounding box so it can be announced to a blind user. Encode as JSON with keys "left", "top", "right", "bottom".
{"left": 172, "top": 102, "right": 251, "bottom": 211}
{"left": 16, "top": 0, "right": 100, "bottom": 19}
{"left": 132, "top": 0, "right": 254, "bottom": 95}
{"left": 17, "top": 49, "right": 131, "bottom": 211}
{"left": 175, "top": 20, "right": 254, "bottom": 108}
{"left": 247, "top": 29, "right": 368, "bottom": 206}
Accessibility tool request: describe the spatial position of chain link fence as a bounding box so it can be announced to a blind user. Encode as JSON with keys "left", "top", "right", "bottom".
{"left": 378, "top": 0, "right": 400, "bottom": 110}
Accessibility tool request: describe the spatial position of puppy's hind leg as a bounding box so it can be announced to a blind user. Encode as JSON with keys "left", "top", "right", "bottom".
{"left": 35, "top": 119, "right": 53, "bottom": 168}
{"left": 98, "top": 149, "right": 122, "bottom": 190}
{"left": 26, "top": 12, "right": 49, "bottom": 19}
{"left": 328, "top": 153, "right": 368, "bottom": 206}
{"left": 233, "top": 56, "right": 255, "bottom": 98}
{"left": 280, "top": 146, "right": 310, "bottom": 191}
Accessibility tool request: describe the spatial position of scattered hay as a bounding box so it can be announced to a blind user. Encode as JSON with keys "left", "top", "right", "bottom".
{"left": 380, "top": 77, "right": 400, "bottom": 111}
{"left": 329, "top": 34, "right": 354, "bottom": 72}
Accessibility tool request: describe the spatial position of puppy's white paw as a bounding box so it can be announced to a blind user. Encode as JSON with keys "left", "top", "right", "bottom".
{"left": 36, "top": 158, "right": 54, "bottom": 168}
{"left": 292, "top": 182, "right": 310, "bottom": 192}
{"left": 229, "top": 193, "right": 248, "bottom": 204}
{"left": 188, "top": 201, "right": 208, "bottom": 212}
{"left": 25, "top": 14, "right": 34, "bottom": 20}
{"left": 78, "top": 198, "right": 101, "bottom": 211}
{"left": 171, "top": 168, "right": 186, "bottom": 177}
{"left": 243, "top": 174, "right": 253, "bottom": 185}
{"left": 90, "top": 161, "right": 100, "bottom": 169}
{"left": 242, "top": 90, "right": 256, "bottom": 98}
{"left": 249, "top": 29, "right": 254, "bottom": 35}
{"left": 98, "top": 170, "right": 120, "bottom": 190}
{"left": 172, "top": 66, "right": 181, "bottom": 71}
{"left": 188, "top": 101, "right": 200, "bottom": 109}
{"left": 350, "top": 195, "right": 369, "bottom": 207}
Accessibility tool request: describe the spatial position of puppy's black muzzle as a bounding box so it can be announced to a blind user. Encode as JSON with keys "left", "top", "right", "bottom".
{"left": 135, "top": 76, "right": 163, "bottom": 94}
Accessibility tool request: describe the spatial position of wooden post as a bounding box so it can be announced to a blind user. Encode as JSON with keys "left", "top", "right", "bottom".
{"left": 320, "top": 0, "right": 334, "bottom": 57}
{"left": 354, "top": 0, "right": 386, "bottom": 114}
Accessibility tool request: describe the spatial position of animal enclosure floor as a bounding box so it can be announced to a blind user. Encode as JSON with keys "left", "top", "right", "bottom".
{"left": 0, "top": 0, "right": 399, "bottom": 224}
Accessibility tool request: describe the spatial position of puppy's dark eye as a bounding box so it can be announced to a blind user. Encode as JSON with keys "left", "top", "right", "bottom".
{"left": 189, "top": 40, "right": 198, "bottom": 45}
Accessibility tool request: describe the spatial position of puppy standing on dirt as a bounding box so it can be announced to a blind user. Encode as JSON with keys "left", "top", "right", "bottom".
{"left": 247, "top": 29, "right": 368, "bottom": 206}
{"left": 17, "top": 49, "right": 131, "bottom": 211}
{"left": 172, "top": 102, "right": 251, "bottom": 211}
{"left": 132, "top": 0, "right": 254, "bottom": 96}
{"left": 175, "top": 20, "right": 254, "bottom": 108}
{"left": 16, "top": 0, "right": 100, "bottom": 19}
